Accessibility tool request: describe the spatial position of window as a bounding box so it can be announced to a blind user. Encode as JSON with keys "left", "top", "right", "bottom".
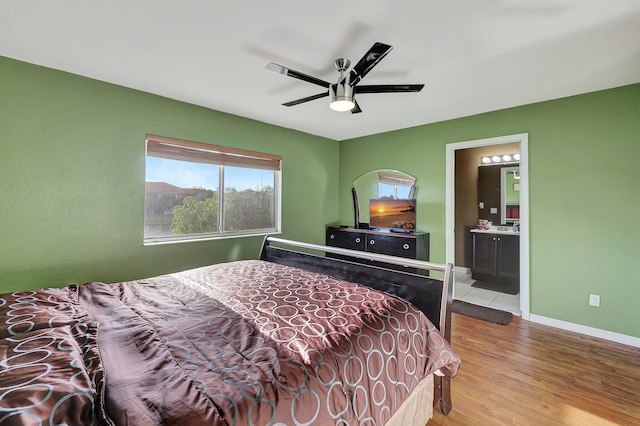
{"left": 377, "top": 171, "right": 414, "bottom": 199}
{"left": 144, "top": 134, "right": 281, "bottom": 244}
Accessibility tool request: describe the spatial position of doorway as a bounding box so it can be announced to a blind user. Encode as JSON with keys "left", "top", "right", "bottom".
{"left": 445, "top": 134, "right": 530, "bottom": 319}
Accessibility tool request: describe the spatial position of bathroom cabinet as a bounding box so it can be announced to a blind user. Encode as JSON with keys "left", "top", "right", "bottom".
{"left": 471, "top": 231, "right": 519, "bottom": 291}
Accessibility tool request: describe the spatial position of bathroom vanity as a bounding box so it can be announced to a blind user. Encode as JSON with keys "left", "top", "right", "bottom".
{"left": 470, "top": 228, "right": 520, "bottom": 293}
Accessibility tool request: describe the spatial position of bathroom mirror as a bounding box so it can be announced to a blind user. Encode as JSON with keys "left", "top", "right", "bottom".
{"left": 501, "top": 166, "right": 520, "bottom": 224}
{"left": 352, "top": 169, "right": 416, "bottom": 227}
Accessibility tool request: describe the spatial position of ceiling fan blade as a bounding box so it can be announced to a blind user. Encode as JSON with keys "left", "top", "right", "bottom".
{"left": 282, "top": 91, "right": 329, "bottom": 107}
{"left": 348, "top": 42, "right": 393, "bottom": 87}
{"left": 266, "top": 62, "right": 331, "bottom": 88}
{"left": 356, "top": 84, "right": 424, "bottom": 93}
{"left": 350, "top": 99, "right": 362, "bottom": 114}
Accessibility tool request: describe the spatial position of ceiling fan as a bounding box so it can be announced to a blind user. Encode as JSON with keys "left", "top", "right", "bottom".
{"left": 265, "top": 42, "right": 424, "bottom": 113}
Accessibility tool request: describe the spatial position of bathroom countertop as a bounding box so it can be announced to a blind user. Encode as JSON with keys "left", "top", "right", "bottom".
{"left": 470, "top": 228, "right": 519, "bottom": 235}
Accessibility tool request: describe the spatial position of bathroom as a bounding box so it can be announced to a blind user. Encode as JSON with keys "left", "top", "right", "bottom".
{"left": 454, "top": 143, "right": 521, "bottom": 314}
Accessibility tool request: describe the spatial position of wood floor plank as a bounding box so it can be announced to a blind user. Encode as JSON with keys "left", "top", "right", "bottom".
{"left": 429, "top": 313, "right": 640, "bottom": 425}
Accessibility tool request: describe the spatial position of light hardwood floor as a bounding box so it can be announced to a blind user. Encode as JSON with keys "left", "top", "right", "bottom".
{"left": 429, "top": 313, "right": 640, "bottom": 425}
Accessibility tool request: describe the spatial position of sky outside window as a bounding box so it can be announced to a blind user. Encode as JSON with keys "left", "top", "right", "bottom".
{"left": 146, "top": 157, "right": 273, "bottom": 190}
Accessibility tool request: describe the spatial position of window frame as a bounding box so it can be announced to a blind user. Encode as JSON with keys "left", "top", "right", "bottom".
{"left": 377, "top": 171, "right": 415, "bottom": 199}
{"left": 144, "top": 134, "right": 282, "bottom": 245}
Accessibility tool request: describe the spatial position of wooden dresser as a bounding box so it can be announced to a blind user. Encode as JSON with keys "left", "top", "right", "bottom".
{"left": 325, "top": 226, "right": 429, "bottom": 273}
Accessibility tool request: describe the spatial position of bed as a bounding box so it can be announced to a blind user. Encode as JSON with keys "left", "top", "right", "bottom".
{"left": 0, "top": 237, "right": 460, "bottom": 425}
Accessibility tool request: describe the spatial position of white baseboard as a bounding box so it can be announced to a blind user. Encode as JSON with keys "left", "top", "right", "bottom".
{"left": 529, "top": 314, "right": 640, "bottom": 348}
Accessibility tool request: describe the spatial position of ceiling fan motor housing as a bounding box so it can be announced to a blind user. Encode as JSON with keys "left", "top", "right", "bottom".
{"left": 330, "top": 60, "right": 354, "bottom": 112}
{"left": 330, "top": 81, "right": 354, "bottom": 111}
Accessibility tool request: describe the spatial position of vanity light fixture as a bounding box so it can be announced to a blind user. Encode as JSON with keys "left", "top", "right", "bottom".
{"left": 481, "top": 153, "right": 520, "bottom": 165}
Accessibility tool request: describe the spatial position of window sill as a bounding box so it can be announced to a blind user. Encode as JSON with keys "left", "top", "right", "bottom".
{"left": 143, "top": 230, "right": 281, "bottom": 246}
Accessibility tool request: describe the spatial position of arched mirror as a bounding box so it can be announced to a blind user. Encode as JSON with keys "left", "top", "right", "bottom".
{"left": 352, "top": 169, "right": 416, "bottom": 228}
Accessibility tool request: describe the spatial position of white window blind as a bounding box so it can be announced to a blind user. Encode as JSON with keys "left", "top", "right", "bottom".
{"left": 378, "top": 171, "right": 413, "bottom": 187}
{"left": 146, "top": 134, "right": 281, "bottom": 170}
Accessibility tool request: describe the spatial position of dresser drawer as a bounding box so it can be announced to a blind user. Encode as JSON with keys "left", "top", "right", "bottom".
{"left": 366, "top": 234, "right": 417, "bottom": 257}
{"left": 326, "top": 228, "right": 366, "bottom": 251}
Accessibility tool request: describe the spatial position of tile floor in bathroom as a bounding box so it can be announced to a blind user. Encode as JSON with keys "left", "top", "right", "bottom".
{"left": 454, "top": 271, "right": 521, "bottom": 315}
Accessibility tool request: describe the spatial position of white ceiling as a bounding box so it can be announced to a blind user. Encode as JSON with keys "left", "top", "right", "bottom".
{"left": 2, "top": 1, "right": 639, "bottom": 141}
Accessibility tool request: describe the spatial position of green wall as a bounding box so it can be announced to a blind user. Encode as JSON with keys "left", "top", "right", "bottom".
{"left": 0, "top": 56, "right": 338, "bottom": 292}
{"left": 2, "top": 54, "right": 639, "bottom": 339}
{"left": 339, "top": 84, "right": 640, "bottom": 338}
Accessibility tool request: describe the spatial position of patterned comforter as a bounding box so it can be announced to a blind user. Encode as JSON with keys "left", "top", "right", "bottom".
{"left": 0, "top": 260, "right": 460, "bottom": 425}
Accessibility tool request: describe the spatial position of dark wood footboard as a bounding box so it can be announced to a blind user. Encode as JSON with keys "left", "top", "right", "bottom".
{"left": 259, "top": 236, "right": 454, "bottom": 415}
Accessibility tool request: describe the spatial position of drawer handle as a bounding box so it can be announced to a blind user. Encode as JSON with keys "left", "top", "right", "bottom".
{"left": 403, "top": 243, "right": 410, "bottom": 250}
{"left": 355, "top": 237, "right": 361, "bottom": 243}
{"left": 330, "top": 234, "right": 335, "bottom": 239}
{"left": 369, "top": 239, "right": 375, "bottom": 245}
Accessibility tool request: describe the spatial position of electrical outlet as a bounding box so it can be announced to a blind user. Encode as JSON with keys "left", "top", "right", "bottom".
{"left": 589, "top": 294, "right": 600, "bottom": 307}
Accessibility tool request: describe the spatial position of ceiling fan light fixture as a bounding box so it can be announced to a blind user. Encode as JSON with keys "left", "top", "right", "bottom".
{"left": 330, "top": 82, "right": 354, "bottom": 112}
{"left": 330, "top": 99, "right": 355, "bottom": 112}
